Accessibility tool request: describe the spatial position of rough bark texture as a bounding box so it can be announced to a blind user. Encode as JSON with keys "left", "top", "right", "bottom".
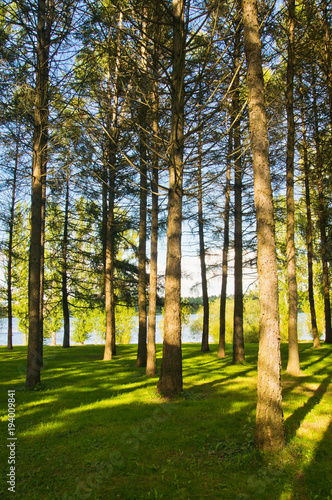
{"left": 312, "top": 68, "right": 332, "bottom": 344}
{"left": 243, "top": 0, "right": 285, "bottom": 450}
{"left": 103, "top": 153, "right": 116, "bottom": 360}
{"left": 286, "top": 0, "right": 300, "bottom": 374}
{"left": 233, "top": 4, "right": 245, "bottom": 363}
{"left": 137, "top": 9, "right": 148, "bottom": 367}
{"left": 218, "top": 126, "right": 232, "bottom": 358}
{"left": 299, "top": 80, "right": 320, "bottom": 348}
{"left": 62, "top": 169, "right": 70, "bottom": 348}
{"left": 321, "top": 1, "right": 332, "bottom": 344}
{"left": 322, "top": 0, "right": 332, "bottom": 129}
{"left": 146, "top": 15, "right": 160, "bottom": 376}
{"left": 146, "top": 156, "right": 158, "bottom": 376}
{"left": 26, "top": 0, "right": 53, "bottom": 388}
{"left": 197, "top": 93, "right": 209, "bottom": 353}
{"left": 157, "top": 0, "right": 185, "bottom": 398}
{"left": 103, "top": 13, "right": 123, "bottom": 361}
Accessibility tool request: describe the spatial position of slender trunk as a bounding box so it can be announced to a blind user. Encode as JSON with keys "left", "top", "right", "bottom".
{"left": 26, "top": 0, "right": 52, "bottom": 388}
{"left": 157, "top": 0, "right": 185, "bottom": 398}
{"left": 51, "top": 330, "right": 56, "bottom": 346}
{"left": 102, "top": 147, "right": 108, "bottom": 286}
{"left": 136, "top": 10, "right": 148, "bottom": 367}
{"left": 312, "top": 68, "right": 332, "bottom": 344}
{"left": 197, "top": 89, "right": 209, "bottom": 353}
{"left": 7, "top": 127, "right": 20, "bottom": 350}
{"left": 233, "top": 4, "right": 244, "bottom": 363}
{"left": 146, "top": 148, "right": 158, "bottom": 376}
{"left": 104, "top": 152, "right": 116, "bottom": 359}
{"left": 103, "top": 12, "right": 123, "bottom": 360}
{"left": 62, "top": 168, "right": 70, "bottom": 348}
{"left": 286, "top": 0, "right": 300, "bottom": 374}
{"left": 218, "top": 125, "right": 232, "bottom": 358}
{"left": 299, "top": 78, "right": 320, "bottom": 348}
{"left": 146, "top": 11, "right": 160, "bottom": 377}
{"left": 322, "top": 0, "right": 332, "bottom": 129}
{"left": 39, "top": 169, "right": 46, "bottom": 365}
{"left": 243, "top": 0, "right": 285, "bottom": 450}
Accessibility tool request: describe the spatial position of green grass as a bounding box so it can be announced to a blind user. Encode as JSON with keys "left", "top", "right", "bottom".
{"left": 1, "top": 343, "right": 332, "bottom": 500}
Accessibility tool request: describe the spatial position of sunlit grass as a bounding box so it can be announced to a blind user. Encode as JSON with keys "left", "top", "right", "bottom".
{"left": 0, "top": 343, "right": 331, "bottom": 499}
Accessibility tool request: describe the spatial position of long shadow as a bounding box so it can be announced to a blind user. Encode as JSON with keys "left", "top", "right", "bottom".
{"left": 285, "top": 373, "right": 332, "bottom": 439}
{"left": 300, "top": 417, "right": 332, "bottom": 498}
{"left": 300, "top": 348, "right": 332, "bottom": 371}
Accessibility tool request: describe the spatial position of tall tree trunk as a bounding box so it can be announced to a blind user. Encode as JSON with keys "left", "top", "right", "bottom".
{"left": 62, "top": 167, "right": 70, "bottom": 348}
{"left": 322, "top": 0, "right": 332, "bottom": 130}
{"left": 299, "top": 77, "right": 320, "bottom": 348}
{"left": 197, "top": 87, "right": 209, "bottom": 353}
{"left": 26, "top": 0, "right": 53, "bottom": 388}
{"left": 286, "top": 0, "right": 300, "bottom": 374}
{"left": 146, "top": 139, "right": 158, "bottom": 376}
{"left": 233, "top": 3, "right": 244, "bottom": 364}
{"left": 102, "top": 147, "right": 108, "bottom": 290}
{"left": 243, "top": 0, "right": 285, "bottom": 450}
{"left": 157, "top": 0, "right": 185, "bottom": 398}
{"left": 321, "top": 0, "right": 332, "bottom": 344}
{"left": 136, "top": 8, "right": 148, "bottom": 367}
{"left": 146, "top": 8, "right": 160, "bottom": 377}
{"left": 218, "top": 125, "right": 232, "bottom": 358}
{"left": 103, "top": 12, "right": 123, "bottom": 360}
{"left": 7, "top": 126, "right": 20, "bottom": 350}
{"left": 312, "top": 67, "right": 332, "bottom": 344}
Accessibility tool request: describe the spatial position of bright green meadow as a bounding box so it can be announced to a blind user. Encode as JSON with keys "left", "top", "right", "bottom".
{"left": 1, "top": 343, "right": 332, "bottom": 499}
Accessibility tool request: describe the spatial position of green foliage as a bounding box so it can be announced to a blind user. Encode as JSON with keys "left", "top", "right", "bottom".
{"left": 10, "top": 203, "right": 29, "bottom": 341}
{"left": 72, "top": 305, "right": 137, "bottom": 345}
{"left": 190, "top": 292, "right": 260, "bottom": 343}
{"left": 181, "top": 299, "right": 191, "bottom": 333}
{"left": 43, "top": 306, "right": 63, "bottom": 343}
{"left": 72, "top": 310, "right": 93, "bottom": 345}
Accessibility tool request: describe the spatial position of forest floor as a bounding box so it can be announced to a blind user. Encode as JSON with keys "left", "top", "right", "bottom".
{"left": 0, "top": 342, "right": 332, "bottom": 500}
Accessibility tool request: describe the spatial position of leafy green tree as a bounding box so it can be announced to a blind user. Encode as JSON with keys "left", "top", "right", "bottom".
{"left": 44, "top": 306, "right": 63, "bottom": 346}
{"left": 72, "top": 310, "right": 93, "bottom": 345}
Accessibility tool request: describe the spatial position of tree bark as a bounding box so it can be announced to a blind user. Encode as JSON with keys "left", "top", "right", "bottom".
{"left": 322, "top": 0, "right": 332, "bottom": 130}
{"left": 103, "top": 12, "right": 123, "bottom": 360}
{"left": 62, "top": 167, "right": 70, "bottom": 348}
{"left": 243, "top": 0, "right": 285, "bottom": 450}
{"left": 286, "top": 0, "right": 300, "bottom": 374}
{"left": 218, "top": 125, "right": 232, "bottom": 358}
{"left": 299, "top": 77, "right": 320, "bottom": 348}
{"left": 146, "top": 7, "right": 160, "bottom": 377}
{"left": 312, "top": 67, "right": 332, "bottom": 344}
{"left": 26, "top": 0, "right": 53, "bottom": 388}
{"left": 197, "top": 87, "right": 209, "bottom": 353}
{"left": 157, "top": 0, "right": 185, "bottom": 398}
{"left": 233, "top": 2, "right": 245, "bottom": 364}
{"left": 136, "top": 8, "right": 148, "bottom": 367}
{"left": 7, "top": 126, "right": 20, "bottom": 350}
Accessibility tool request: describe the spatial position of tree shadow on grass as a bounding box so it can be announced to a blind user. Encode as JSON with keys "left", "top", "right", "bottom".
{"left": 284, "top": 374, "right": 332, "bottom": 440}
{"left": 300, "top": 347, "right": 332, "bottom": 371}
{"left": 300, "top": 416, "right": 332, "bottom": 498}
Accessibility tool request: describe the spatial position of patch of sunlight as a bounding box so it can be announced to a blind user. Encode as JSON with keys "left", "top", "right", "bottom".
{"left": 56, "top": 396, "right": 133, "bottom": 419}
{"left": 21, "top": 419, "right": 64, "bottom": 438}
{"left": 297, "top": 414, "right": 331, "bottom": 442}
{"left": 0, "top": 397, "right": 57, "bottom": 422}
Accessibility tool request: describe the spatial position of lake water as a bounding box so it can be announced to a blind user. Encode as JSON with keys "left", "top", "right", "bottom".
{"left": 0, "top": 315, "right": 214, "bottom": 347}
{"left": 0, "top": 313, "right": 315, "bottom": 347}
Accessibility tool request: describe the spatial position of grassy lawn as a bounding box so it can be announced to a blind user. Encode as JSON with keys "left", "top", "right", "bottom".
{"left": 1, "top": 342, "right": 332, "bottom": 500}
